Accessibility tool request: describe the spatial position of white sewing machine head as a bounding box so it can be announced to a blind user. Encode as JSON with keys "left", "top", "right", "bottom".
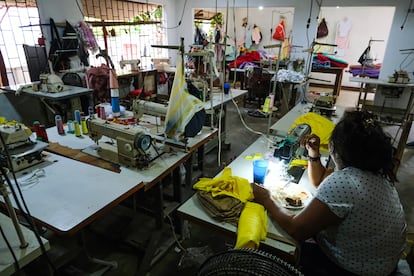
{"left": 132, "top": 99, "right": 168, "bottom": 120}
{"left": 86, "top": 117, "right": 156, "bottom": 168}
{"left": 119, "top": 59, "right": 141, "bottom": 71}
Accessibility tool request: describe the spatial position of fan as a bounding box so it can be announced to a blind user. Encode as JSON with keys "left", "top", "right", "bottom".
{"left": 197, "top": 248, "right": 304, "bottom": 276}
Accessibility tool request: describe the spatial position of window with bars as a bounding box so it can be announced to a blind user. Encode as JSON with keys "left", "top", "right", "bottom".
{"left": 0, "top": 0, "right": 43, "bottom": 86}
{"left": 0, "top": 0, "right": 168, "bottom": 87}
{"left": 81, "top": 0, "right": 168, "bottom": 70}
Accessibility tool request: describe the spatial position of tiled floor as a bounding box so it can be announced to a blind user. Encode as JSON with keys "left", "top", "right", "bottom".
{"left": 24, "top": 88, "right": 414, "bottom": 275}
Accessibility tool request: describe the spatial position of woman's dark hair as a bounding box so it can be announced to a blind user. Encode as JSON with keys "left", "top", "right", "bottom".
{"left": 329, "top": 110, "right": 397, "bottom": 182}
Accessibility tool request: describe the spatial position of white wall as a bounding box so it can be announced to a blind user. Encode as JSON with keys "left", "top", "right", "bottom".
{"left": 170, "top": 0, "right": 414, "bottom": 83}
{"left": 37, "top": 0, "right": 414, "bottom": 83}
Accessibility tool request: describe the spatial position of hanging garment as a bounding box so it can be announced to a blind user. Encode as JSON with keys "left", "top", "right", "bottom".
{"left": 251, "top": 25, "right": 262, "bottom": 45}
{"left": 245, "top": 25, "right": 252, "bottom": 49}
{"left": 273, "top": 20, "right": 285, "bottom": 41}
{"left": 164, "top": 55, "right": 205, "bottom": 140}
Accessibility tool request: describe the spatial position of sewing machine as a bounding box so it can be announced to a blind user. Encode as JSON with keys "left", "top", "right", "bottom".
{"left": 86, "top": 117, "right": 161, "bottom": 168}
{"left": 273, "top": 124, "right": 311, "bottom": 164}
{"left": 132, "top": 99, "right": 168, "bottom": 119}
{"left": 119, "top": 59, "right": 141, "bottom": 71}
{"left": 0, "top": 124, "right": 48, "bottom": 171}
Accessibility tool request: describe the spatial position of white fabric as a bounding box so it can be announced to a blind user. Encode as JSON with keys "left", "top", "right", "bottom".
{"left": 315, "top": 167, "right": 407, "bottom": 276}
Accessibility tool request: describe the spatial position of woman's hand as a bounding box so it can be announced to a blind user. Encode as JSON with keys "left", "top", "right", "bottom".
{"left": 252, "top": 183, "right": 272, "bottom": 206}
{"left": 301, "top": 134, "right": 321, "bottom": 158}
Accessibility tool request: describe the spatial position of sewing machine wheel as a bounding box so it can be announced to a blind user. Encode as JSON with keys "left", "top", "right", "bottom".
{"left": 135, "top": 134, "right": 152, "bottom": 152}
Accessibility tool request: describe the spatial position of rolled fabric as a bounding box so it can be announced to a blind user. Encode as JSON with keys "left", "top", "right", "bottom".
{"left": 235, "top": 201, "right": 267, "bottom": 249}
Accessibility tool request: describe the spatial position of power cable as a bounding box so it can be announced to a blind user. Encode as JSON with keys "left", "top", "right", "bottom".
{"left": 162, "top": 0, "right": 188, "bottom": 30}
{"left": 400, "top": 0, "right": 413, "bottom": 30}
{"left": 0, "top": 133, "right": 56, "bottom": 274}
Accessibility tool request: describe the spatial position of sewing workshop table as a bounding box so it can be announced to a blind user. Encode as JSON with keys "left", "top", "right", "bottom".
{"left": 0, "top": 212, "right": 50, "bottom": 276}
{"left": 178, "top": 101, "right": 346, "bottom": 263}
{"left": 1, "top": 84, "right": 93, "bottom": 124}
{"left": 311, "top": 67, "right": 344, "bottom": 100}
{"left": 177, "top": 135, "right": 308, "bottom": 262}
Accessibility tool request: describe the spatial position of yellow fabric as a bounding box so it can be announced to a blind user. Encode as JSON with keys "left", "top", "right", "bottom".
{"left": 244, "top": 153, "right": 263, "bottom": 161}
{"left": 164, "top": 54, "right": 204, "bottom": 140}
{"left": 280, "top": 37, "right": 291, "bottom": 61}
{"left": 290, "top": 112, "right": 335, "bottom": 150}
{"left": 235, "top": 201, "right": 268, "bottom": 249}
{"left": 290, "top": 159, "right": 308, "bottom": 168}
{"left": 194, "top": 168, "right": 268, "bottom": 249}
{"left": 193, "top": 168, "right": 254, "bottom": 203}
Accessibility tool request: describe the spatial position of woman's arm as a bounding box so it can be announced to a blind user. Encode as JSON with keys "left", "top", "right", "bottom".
{"left": 253, "top": 183, "right": 341, "bottom": 242}
{"left": 301, "top": 134, "right": 333, "bottom": 187}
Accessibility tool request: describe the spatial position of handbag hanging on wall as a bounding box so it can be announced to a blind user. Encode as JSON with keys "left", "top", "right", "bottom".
{"left": 317, "top": 18, "right": 329, "bottom": 38}
{"left": 273, "top": 20, "right": 285, "bottom": 41}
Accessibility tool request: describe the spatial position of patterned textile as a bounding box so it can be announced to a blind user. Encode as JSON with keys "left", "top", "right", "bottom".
{"left": 164, "top": 55, "right": 204, "bottom": 140}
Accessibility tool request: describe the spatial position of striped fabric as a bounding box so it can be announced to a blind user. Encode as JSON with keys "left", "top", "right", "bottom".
{"left": 164, "top": 55, "right": 204, "bottom": 140}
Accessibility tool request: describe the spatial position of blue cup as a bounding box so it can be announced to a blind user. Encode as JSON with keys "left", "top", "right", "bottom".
{"left": 223, "top": 83, "right": 231, "bottom": 94}
{"left": 253, "top": 159, "right": 269, "bottom": 185}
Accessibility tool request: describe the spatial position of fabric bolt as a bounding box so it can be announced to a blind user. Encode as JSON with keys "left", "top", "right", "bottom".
{"left": 315, "top": 167, "right": 407, "bottom": 275}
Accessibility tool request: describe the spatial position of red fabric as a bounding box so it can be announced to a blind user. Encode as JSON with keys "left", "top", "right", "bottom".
{"left": 315, "top": 53, "right": 348, "bottom": 68}
{"left": 273, "top": 20, "right": 285, "bottom": 41}
{"left": 329, "top": 60, "right": 348, "bottom": 68}
{"left": 228, "top": 51, "right": 261, "bottom": 68}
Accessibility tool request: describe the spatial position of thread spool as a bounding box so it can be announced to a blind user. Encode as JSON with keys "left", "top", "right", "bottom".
{"left": 33, "top": 121, "right": 42, "bottom": 140}
{"left": 74, "top": 110, "right": 81, "bottom": 124}
{"left": 110, "top": 70, "right": 121, "bottom": 117}
{"left": 55, "top": 115, "right": 65, "bottom": 135}
{"left": 81, "top": 117, "right": 88, "bottom": 134}
{"left": 99, "top": 106, "right": 106, "bottom": 119}
{"left": 74, "top": 121, "right": 81, "bottom": 137}
{"left": 39, "top": 125, "right": 48, "bottom": 142}
{"left": 67, "top": 120, "right": 75, "bottom": 134}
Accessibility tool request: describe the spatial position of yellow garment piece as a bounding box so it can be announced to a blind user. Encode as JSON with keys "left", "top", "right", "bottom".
{"left": 193, "top": 168, "right": 254, "bottom": 203}
{"left": 235, "top": 201, "right": 267, "bottom": 249}
{"left": 290, "top": 112, "right": 335, "bottom": 150}
{"left": 290, "top": 159, "right": 308, "bottom": 168}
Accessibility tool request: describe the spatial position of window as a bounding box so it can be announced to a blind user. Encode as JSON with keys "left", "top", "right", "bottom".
{"left": 0, "top": 0, "right": 42, "bottom": 86}
{"left": 81, "top": 0, "right": 168, "bottom": 70}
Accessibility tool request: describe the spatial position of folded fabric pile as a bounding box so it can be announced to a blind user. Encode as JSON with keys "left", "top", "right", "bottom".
{"left": 313, "top": 52, "right": 348, "bottom": 69}
{"left": 193, "top": 168, "right": 267, "bottom": 249}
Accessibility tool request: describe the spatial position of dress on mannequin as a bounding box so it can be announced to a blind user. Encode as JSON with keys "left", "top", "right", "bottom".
{"left": 335, "top": 17, "right": 352, "bottom": 57}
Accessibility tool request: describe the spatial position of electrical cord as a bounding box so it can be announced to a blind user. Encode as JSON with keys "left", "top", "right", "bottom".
{"left": 0, "top": 134, "right": 57, "bottom": 274}
{"left": 16, "top": 168, "right": 46, "bottom": 190}
{"left": 400, "top": 0, "right": 413, "bottom": 30}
